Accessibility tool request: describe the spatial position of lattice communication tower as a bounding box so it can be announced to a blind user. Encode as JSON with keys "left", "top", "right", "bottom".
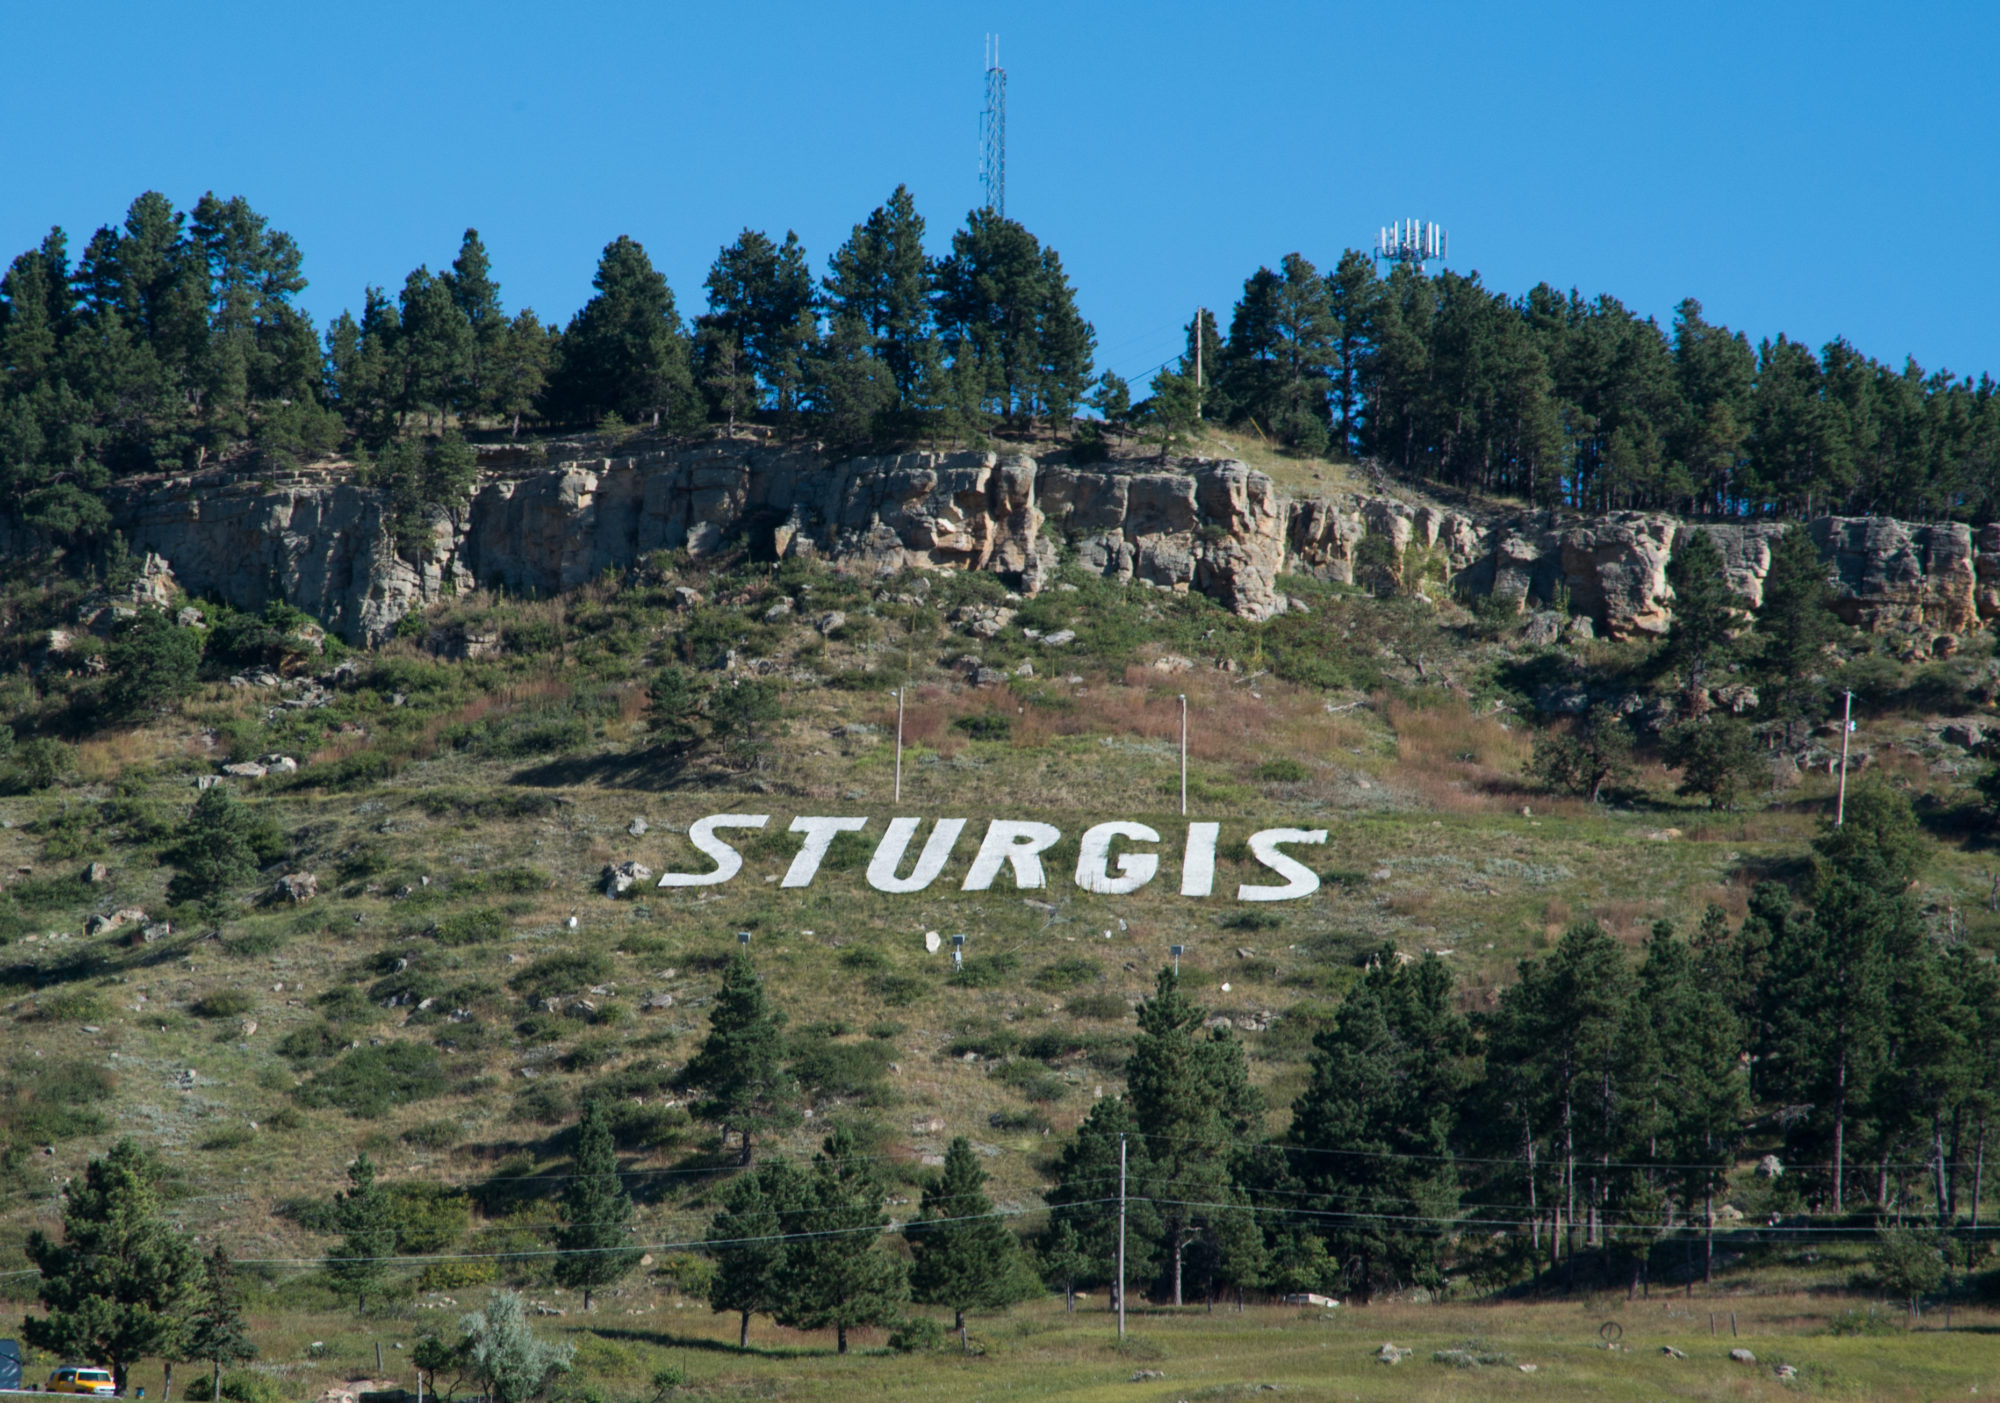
{"left": 1376, "top": 218, "right": 1448, "bottom": 272}
{"left": 981, "top": 35, "right": 1006, "bottom": 217}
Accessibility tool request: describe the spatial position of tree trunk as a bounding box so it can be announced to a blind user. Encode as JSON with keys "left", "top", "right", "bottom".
{"left": 1704, "top": 1190, "right": 1714, "bottom": 1286}
{"left": 739, "top": 1310, "right": 749, "bottom": 1348}
{"left": 740, "top": 1127, "right": 754, "bottom": 1168}
{"left": 836, "top": 1325, "right": 847, "bottom": 1355}
{"left": 213, "top": 1362, "right": 222, "bottom": 1400}
{"left": 954, "top": 1307, "right": 964, "bottom": 1332}
{"left": 1973, "top": 1121, "right": 1987, "bottom": 1233}
{"left": 1064, "top": 1281, "right": 1075, "bottom": 1312}
{"left": 163, "top": 1361, "right": 174, "bottom": 1403}
{"left": 584, "top": 1287, "right": 593, "bottom": 1311}
{"left": 1833, "top": 1053, "right": 1847, "bottom": 1212}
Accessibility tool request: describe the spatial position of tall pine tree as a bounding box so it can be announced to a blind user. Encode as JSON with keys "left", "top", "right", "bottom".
{"left": 553, "top": 1098, "right": 641, "bottom": 1309}
{"left": 680, "top": 951, "right": 798, "bottom": 1164}
{"left": 907, "top": 1137, "right": 1033, "bottom": 1332}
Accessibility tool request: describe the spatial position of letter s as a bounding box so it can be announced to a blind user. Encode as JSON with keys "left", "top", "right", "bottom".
{"left": 657, "top": 813, "right": 769, "bottom": 887}
{"left": 1236, "top": 828, "right": 1327, "bottom": 902}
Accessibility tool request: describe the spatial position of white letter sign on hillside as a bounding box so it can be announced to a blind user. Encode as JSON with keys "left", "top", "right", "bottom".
{"left": 656, "top": 814, "right": 1330, "bottom": 902}
{"left": 656, "top": 813, "right": 768, "bottom": 886}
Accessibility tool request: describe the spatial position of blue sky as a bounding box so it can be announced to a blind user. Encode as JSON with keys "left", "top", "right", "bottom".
{"left": 5, "top": 0, "right": 1994, "bottom": 387}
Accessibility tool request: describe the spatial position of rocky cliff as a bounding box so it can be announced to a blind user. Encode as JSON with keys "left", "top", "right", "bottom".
{"left": 31, "top": 443, "right": 2000, "bottom": 647}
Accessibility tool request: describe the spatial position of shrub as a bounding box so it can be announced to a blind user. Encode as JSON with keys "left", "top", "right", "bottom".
{"left": 402, "top": 1119, "right": 461, "bottom": 1150}
{"left": 32, "top": 988, "right": 104, "bottom": 1023}
{"left": 790, "top": 1036, "right": 895, "bottom": 1099}
{"left": 164, "top": 787, "right": 286, "bottom": 905}
{"left": 1661, "top": 716, "right": 1763, "bottom": 809}
{"left": 434, "top": 908, "right": 507, "bottom": 946}
{"left": 1066, "top": 992, "right": 1129, "bottom": 1020}
{"left": 192, "top": 988, "right": 256, "bottom": 1020}
{"left": 101, "top": 608, "right": 202, "bottom": 720}
{"left": 12, "top": 737, "right": 77, "bottom": 791}
{"left": 510, "top": 950, "right": 614, "bottom": 1006}
{"left": 1256, "top": 757, "right": 1310, "bottom": 783}
{"left": 951, "top": 953, "right": 1020, "bottom": 988}
{"left": 1530, "top": 705, "right": 1634, "bottom": 802}
{"left": 952, "top": 712, "right": 1013, "bottom": 741}
{"left": 887, "top": 1315, "right": 947, "bottom": 1353}
{"left": 1030, "top": 957, "right": 1103, "bottom": 992}
{"left": 297, "top": 1041, "right": 449, "bottom": 1117}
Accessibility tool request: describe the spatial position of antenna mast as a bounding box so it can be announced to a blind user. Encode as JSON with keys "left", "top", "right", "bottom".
{"left": 1374, "top": 218, "right": 1449, "bottom": 274}
{"left": 981, "top": 34, "right": 1007, "bottom": 217}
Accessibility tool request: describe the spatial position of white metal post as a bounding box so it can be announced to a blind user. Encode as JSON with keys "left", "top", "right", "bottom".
{"left": 1836, "top": 690, "right": 1854, "bottom": 827}
{"left": 1179, "top": 694, "right": 1188, "bottom": 817}
{"left": 1117, "top": 1133, "right": 1128, "bottom": 1341}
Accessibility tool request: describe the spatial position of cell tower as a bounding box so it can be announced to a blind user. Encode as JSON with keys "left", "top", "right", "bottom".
{"left": 981, "top": 34, "right": 1006, "bottom": 217}
{"left": 1375, "top": 218, "right": 1448, "bottom": 272}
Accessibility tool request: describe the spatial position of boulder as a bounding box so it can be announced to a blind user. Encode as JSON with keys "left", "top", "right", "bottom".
{"left": 602, "top": 861, "right": 654, "bottom": 897}
{"left": 220, "top": 761, "right": 267, "bottom": 779}
{"left": 85, "top": 907, "right": 147, "bottom": 936}
{"left": 1729, "top": 1348, "right": 1756, "bottom": 1365}
{"left": 84, "top": 862, "right": 109, "bottom": 884}
{"left": 814, "top": 610, "right": 847, "bottom": 636}
{"left": 276, "top": 872, "right": 317, "bottom": 903}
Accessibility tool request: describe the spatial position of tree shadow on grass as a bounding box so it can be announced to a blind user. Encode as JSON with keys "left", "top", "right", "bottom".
{"left": 507, "top": 745, "right": 733, "bottom": 793}
{"left": 585, "top": 1324, "right": 843, "bottom": 1360}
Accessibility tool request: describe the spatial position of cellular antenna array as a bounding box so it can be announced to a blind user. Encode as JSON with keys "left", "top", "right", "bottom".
{"left": 981, "top": 35, "right": 1006, "bottom": 217}
{"left": 1376, "top": 219, "right": 1448, "bottom": 272}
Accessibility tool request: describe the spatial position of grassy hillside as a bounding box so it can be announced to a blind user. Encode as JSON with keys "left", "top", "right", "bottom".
{"left": 2, "top": 447, "right": 1998, "bottom": 1397}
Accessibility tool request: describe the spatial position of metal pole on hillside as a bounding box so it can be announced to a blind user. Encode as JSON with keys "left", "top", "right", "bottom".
{"left": 1179, "top": 694, "right": 1188, "bottom": 817}
{"left": 1836, "top": 690, "right": 1854, "bottom": 827}
{"left": 1117, "top": 1134, "right": 1128, "bottom": 1341}
{"left": 893, "top": 686, "right": 905, "bottom": 803}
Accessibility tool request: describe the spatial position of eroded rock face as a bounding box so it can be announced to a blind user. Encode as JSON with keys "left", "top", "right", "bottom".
{"left": 1811, "top": 517, "right": 1978, "bottom": 632}
{"left": 26, "top": 447, "right": 2000, "bottom": 646}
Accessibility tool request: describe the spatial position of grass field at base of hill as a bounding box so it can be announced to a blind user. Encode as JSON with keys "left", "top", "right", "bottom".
{"left": 55, "top": 1290, "right": 2000, "bottom": 1403}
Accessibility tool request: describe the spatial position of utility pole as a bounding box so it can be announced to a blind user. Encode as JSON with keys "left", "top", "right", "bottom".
{"left": 1117, "top": 1134, "right": 1128, "bottom": 1341}
{"left": 1836, "top": 690, "right": 1854, "bottom": 827}
{"left": 1178, "top": 694, "right": 1188, "bottom": 817}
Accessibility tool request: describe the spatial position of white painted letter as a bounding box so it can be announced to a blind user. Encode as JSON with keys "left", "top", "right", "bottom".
{"left": 1075, "top": 822, "right": 1161, "bottom": 895}
{"left": 867, "top": 818, "right": 967, "bottom": 893}
{"left": 657, "top": 813, "right": 768, "bottom": 887}
{"left": 1181, "top": 822, "right": 1220, "bottom": 897}
{"left": 781, "top": 816, "right": 869, "bottom": 888}
{"left": 963, "top": 820, "right": 1063, "bottom": 891}
{"left": 1237, "top": 828, "right": 1327, "bottom": 902}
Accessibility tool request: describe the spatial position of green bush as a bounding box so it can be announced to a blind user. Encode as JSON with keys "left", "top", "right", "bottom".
{"left": 1065, "top": 992, "right": 1130, "bottom": 1020}
{"left": 952, "top": 712, "right": 1013, "bottom": 741}
{"left": 433, "top": 908, "right": 507, "bottom": 946}
{"left": 887, "top": 1315, "right": 947, "bottom": 1353}
{"left": 101, "top": 608, "right": 202, "bottom": 720}
{"left": 1256, "top": 757, "right": 1310, "bottom": 783}
{"left": 510, "top": 950, "right": 614, "bottom": 1005}
{"left": 297, "top": 1041, "right": 449, "bottom": 1117}
{"left": 12, "top": 737, "right": 77, "bottom": 791}
{"left": 1030, "top": 956, "right": 1102, "bottom": 992}
{"left": 31, "top": 988, "right": 104, "bottom": 1023}
{"left": 951, "top": 952, "right": 1020, "bottom": 988}
{"left": 790, "top": 1035, "right": 895, "bottom": 1099}
{"left": 192, "top": 988, "right": 256, "bottom": 1019}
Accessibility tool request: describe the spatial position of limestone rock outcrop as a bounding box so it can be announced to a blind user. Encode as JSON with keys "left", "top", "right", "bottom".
{"left": 14, "top": 442, "right": 2000, "bottom": 648}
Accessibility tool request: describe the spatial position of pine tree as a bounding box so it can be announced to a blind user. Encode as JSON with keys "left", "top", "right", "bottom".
{"left": 823, "top": 185, "right": 939, "bottom": 416}
{"left": 553, "top": 1099, "right": 641, "bottom": 1309}
{"left": 802, "top": 315, "right": 894, "bottom": 448}
{"left": 1288, "top": 952, "right": 1471, "bottom": 1300}
{"left": 1042, "top": 1096, "right": 1158, "bottom": 1313}
{"left": 328, "top": 1154, "right": 396, "bottom": 1312}
{"left": 646, "top": 664, "right": 706, "bottom": 745}
{"left": 908, "top": 1137, "right": 1033, "bottom": 1333}
{"left": 1635, "top": 927, "right": 1745, "bottom": 1283}
{"left": 24, "top": 1139, "right": 201, "bottom": 1394}
{"left": 701, "top": 230, "right": 817, "bottom": 418}
{"left": 1659, "top": 527, "right": 1737, "bottom": 706}
{"left": 549, "top": 236, "right": 695, "bottom": 430}
{"left": 1660, "top": 716, "right": 1762, "bottom": 809}
{"left": 181, "top": 1246, "right": 257, "bottom": 1402}
{"left": 1125, "top": 966, "right": 1261, "bottom": 1305}
{"left": 1755, "top": 525, "right": 1844, "bottom": 743}
{"left": 694, "top": 325, "right": 757, "bottom": 435}
{"left": 445, "top": 229, "right": 506, "bottom": 420}
{"left": 489, "top": 308, "right": 553, "bottom": 440}
{"left": 706, "top": 1158, "right": 808, "bottom": 1347}
{"left": 771, "top": 1126, "right": 909, "bottom": 1354}
{"left": 680, "top": 951, "right": 798, "bottom": 1163}
{"left": 397, "top": 268, "right": 473, "bottom": 431}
